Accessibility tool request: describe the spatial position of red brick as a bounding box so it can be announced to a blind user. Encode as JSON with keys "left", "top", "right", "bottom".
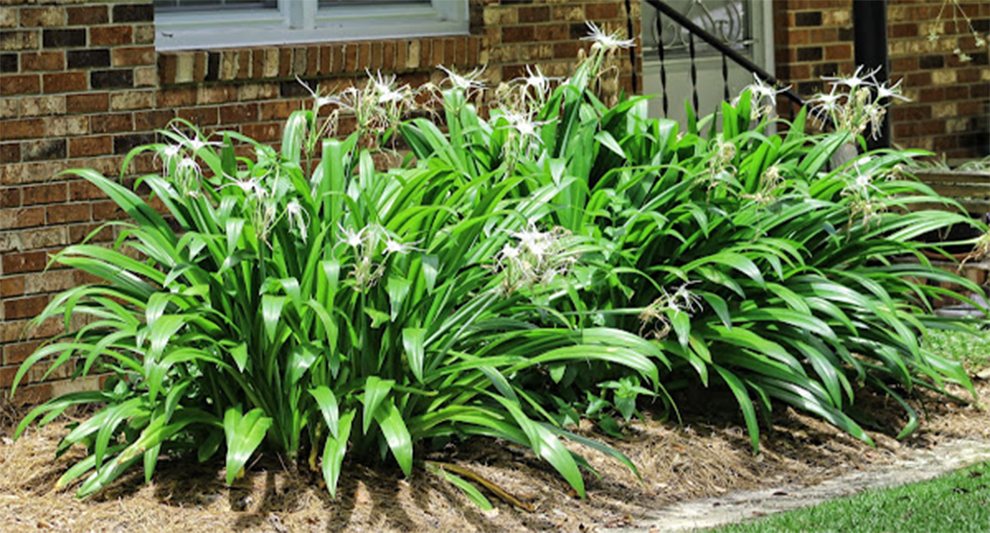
{"left": 518, "top": 5, "right": 550, "bottom": 23}
{"left": 307, "top": 45, "right": 321, "bottom": 75}
{"left": 382, "top": 42, "right": 395, "bottom": 70}
{"left": 2, "top": 251, "right": 49, "bottom": 274}
{"left": 68, "top": 223, "right": 112, "bottom": 244}
{"left": 47, "top": 202, "right": 90, "bottom": 223}
{"left": 958, "top": 68, "right": 983, "bottom": 83}
{"left": 0, "top": 74, "right": 40, "bottom": 96}
{"left": 358, "top": 42, "right": 371, "bottom": 70}
{"left": 339, "top": 44, "right": 356, "bottom": 73}
{"left": 20, "top": 51, "right": 63, "bottom": 71}
{"left": 889, "top": 22, "right": 919, "bottom": 38}
{"left": 90, "top": 25, "right": 133, "bottom": 46}
{"left": 905, "top": 71, "right": 932, "bottom": 87}
{"left": 585, "top": 3, "right": 620, "bottom": 21}
{"left": 454, "top": 37, "right": 468, "bottom": 66}
{"left": 4, "top": 295, "right": 48, "bottom": 320}
{"left": 66, "top": 93, "right": 108, "bottom": 113}
{"left": 890, "top": 56, "right": 918, "bottom": 73}
{"left": 112, "top": 46, "right": 154, "bottom": 67}
{"left": 20, "top": 7, "right": 66, "bottom": 28}
{"left": 178, "top": 106, "right": 219, "bottom": 126}
{"left": 0, "top": 276, "right": 24, "bottom": 298}
{"left": 809, "top": 28, "right": 838, "bottom": 43}
{"left": 957, "top": 100, "right": 981, "bottom": 115}
{"left": 22, "top": 183, "right": 66, "bottom": 205}
{"left": 134, "top": 109, "right": 175, "bottom": 130}
{"left": 279, "top": 47, "right": 292, "bottom": 77}
{"left": 4, "top": 340, "right": 44, "bottom": 366}
{"left": 945, "top": 85, "right": 969, "bottom": 100}
{"left": 395, "top": 41, "right": 407, "bottom": 70}
{"left": 42, "top": 71, "right": 87, "bottom": 93}
{"left": 0, "top": 179, "right": 20, "bottom": 203}
{"left": 69, "top": 135, "right": 113, "bottom": 157}
{"left": 241, "top": 122, "right": 281, "bottom": 142}
{"left": 68, "top": 180, "right": 103, "bottom": 201}
{"left": 90, "top": 113, "right": 133, "bottom": 134}
{"left": 158, "top": 87, "right": 196, "bottom": 107}
{"left": 219, "top": 103, "right": 259, "bottom": 124}
{"left": 0, "top": 118, "right": 43, "bottom": 140}
{"left": 91, "top": 199, "right": 128, "bottom": 221}
{"left": 258, "top": 100, "right": 301, "bottom": 121}
{"left": 6, "top": 383, "right": 53, "bottom": 407}
{"left": 196, "top": 85, "right": 237, "bottom": 105}
{"left": 785, "top": 29, "right": 811, "bottom": 45}
{"left": 67, "top": 5, "right": 109, "bottom": 26}
{"left": 824, "top": 44, "right": 852, "bottom": 61}
{"left": 0, "top": 207, "right": 45, "bottom": 230}
{"left": 891, "top": 105, "right": 931, "bottom": 121}
{"left": 0, "top": 30, "right": 39, "bottom": 51}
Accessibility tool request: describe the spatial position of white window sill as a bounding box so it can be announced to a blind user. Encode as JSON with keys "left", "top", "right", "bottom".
{"left": 155, "top": 4, "right": 469, "bottom": 51}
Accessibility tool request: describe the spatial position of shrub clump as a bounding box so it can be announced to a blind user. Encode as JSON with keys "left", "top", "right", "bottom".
{"left": 13, "top": 23, "right": 988, "bottom": 503}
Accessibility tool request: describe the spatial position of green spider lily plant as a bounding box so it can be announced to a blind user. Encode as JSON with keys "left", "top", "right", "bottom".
{"left": 12, "top": 23, "right": 988, "bottom": 506}
{"left": 399, "top": 42, "right": 989, "bottom": 450}
{"left": 11, "top": 87, "right": 657, "bottom": 500}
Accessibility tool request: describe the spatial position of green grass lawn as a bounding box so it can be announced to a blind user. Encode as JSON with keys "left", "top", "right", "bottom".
{"left": 924, "top": 328, "right": 990, "bottom": 372}
{"left": 708, "top": 462, "right": 990, "bottom": 533}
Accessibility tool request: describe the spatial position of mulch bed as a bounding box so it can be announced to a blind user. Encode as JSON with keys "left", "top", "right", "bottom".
{"left": 1, "top": 379, "right": 988, "bottom": 532}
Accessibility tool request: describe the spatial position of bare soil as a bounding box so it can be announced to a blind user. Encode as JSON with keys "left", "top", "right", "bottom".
{"left": 1, "top": 379, "right": 988, "bottom": 533}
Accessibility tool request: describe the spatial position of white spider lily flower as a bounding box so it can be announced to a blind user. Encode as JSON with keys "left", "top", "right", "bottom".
{"left": 509, "top": 225, "right": 546, "bottom": 251}
{"left": 518, "top": 65, "right": 557, "bottom": 96}
{"left": 848, "top": 157, "right": 879, "bottom": 192}
{"left": 340, "top": 225, "right": 368, "bottom": 249}
{"left": 954, "top": 48, "right": 973, "bottom": 62}
{"left": 874, "top": 78, "right": 909, "bottom": 102}
{"left": 176, "top": 157, "right": 200, "bottom": 174}
{"left": 975, "top": 34, "right": 986, "bottom": 48}
{"left": 169, "top": 125, "right": 221, "bottom": 152}
{"left": 581, "top": 22, "right": 635, "bottom": 52}
{"left": 854, "top": 173, "right": 872, "bottom": 190}
{"left": 500, "top": 244, "right": 521, "bottom": 260}
{"left": 495, "top": 224, "right": 577, "bottom": 295}
{"left": 296, "top": 75, "right": 336, "bottom": 109}
{"left": 501, "top": 112, "right": 549, "bottom": 143}
{"left": 158, "top": 144, "right": 182, "bottom": 167}
{"left": 286, "top": 200, "right": 309, "bottom": 242}
{"left": 383, "top": 238, "right": 421, "bottom": 256}
{"left": 741, "top": 74, "right": 791, "bottom": 109}
{"left": 927, "top": 28, "right": 940, "bottom": 42}
{"left": 808, "top": 88, "right": 844, "bottom": 124}
{"left": 367, "top": 70, "right": 410, "bottom": 104}
{"left": 437, "top": 65, "right": 486, "bottom": 91}
{"left": 822, "top": 65, "right": 880, "bottom": 90}
{"left": 220, "top": 173, "right": 268, "bottom": 200}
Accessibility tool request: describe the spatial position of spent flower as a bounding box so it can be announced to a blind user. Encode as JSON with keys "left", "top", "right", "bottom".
{"left": 639, "top": 284, "right": 703, "bottom": 340}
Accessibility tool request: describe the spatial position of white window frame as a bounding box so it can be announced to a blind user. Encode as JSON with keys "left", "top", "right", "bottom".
{"left": 155, "top": 0, "right": 469, "bottom": 51}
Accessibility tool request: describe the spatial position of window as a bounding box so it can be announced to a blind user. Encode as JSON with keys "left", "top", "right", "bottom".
{"left": 154, "top": 0, "right": 469, "bottom": 51}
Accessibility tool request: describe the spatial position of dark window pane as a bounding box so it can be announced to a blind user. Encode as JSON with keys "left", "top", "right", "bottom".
{"left": 318, "top": 0, "right": 429, "bottom": 6}
{"left": 154, "top": 0, "right": 277, "bottom": 11}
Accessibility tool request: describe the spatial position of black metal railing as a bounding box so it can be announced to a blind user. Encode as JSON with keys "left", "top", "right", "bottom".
{"left": 643, "top": 0, "right": 817, "bottom": 126}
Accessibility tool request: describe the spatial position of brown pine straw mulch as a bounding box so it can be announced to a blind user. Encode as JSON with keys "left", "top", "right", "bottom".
{"left": 1, "top": 379, "right": 988, "bottom": 533}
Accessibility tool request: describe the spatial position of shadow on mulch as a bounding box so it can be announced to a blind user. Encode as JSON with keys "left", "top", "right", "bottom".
{"left": 0, "top": 380, "right": 986, "bottom": 532}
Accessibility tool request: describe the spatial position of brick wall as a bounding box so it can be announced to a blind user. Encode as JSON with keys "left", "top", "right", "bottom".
{"left": 0, "top": 0, "right": 641, "bottom": 406}
{"left": 773, "top": 0, "right": 989, "bottom": 158}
